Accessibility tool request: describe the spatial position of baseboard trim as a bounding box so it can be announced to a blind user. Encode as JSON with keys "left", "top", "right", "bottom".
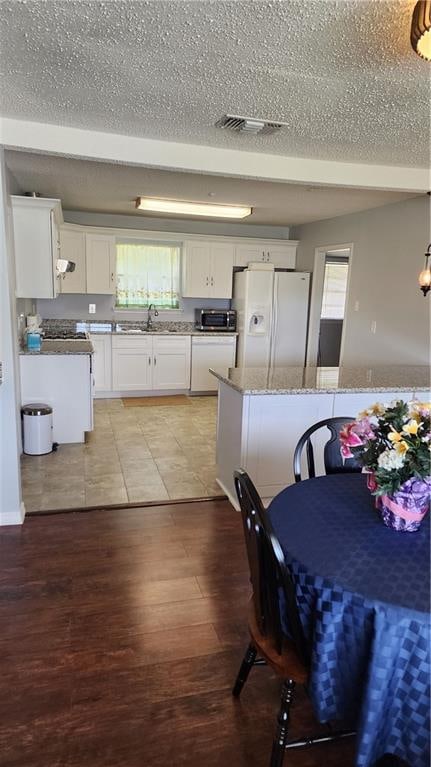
{"left": 0, "top": 501, "right": 26, "bottom": 526}
{"left": 25, "top": 494, "right": 229, "bottom": 517}
{"left": 215, "top": 478, "right": 240, "bottom": 511}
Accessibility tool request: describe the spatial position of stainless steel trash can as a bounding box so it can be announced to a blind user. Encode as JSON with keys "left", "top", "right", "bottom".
{"left": 22, "top": 403, "right": 53, "bottom": 455}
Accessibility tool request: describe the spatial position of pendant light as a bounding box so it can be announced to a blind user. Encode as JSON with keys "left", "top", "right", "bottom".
{"left": 411, "top": 1, "right": 431, "bottom": 60}
{"left": 419, "top": 244, "right": 431, "bottom": 296}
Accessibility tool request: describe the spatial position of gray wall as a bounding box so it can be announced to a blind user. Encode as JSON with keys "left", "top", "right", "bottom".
{"left": 0, "top": 151, "right": 24, "bottom": 523}
{"left": 292, "top": 195, "right": 431, "bottom": 367}
{"left": 37, "top": 293, "right": 230, "bottom": 322}
{"left": 64, "top": 210, "right": 290, "bottom": 240}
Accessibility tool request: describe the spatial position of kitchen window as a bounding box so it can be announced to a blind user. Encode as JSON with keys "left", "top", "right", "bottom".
{"left": 116, "top": 241, "right": 180, "bottom": 310}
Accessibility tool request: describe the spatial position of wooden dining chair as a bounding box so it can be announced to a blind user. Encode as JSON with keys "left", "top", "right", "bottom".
{"left": 232, "top": 469, "right": 355, "bottom": 767}
{"left": 293, "top": 416, "right": 362, "bottom": 482}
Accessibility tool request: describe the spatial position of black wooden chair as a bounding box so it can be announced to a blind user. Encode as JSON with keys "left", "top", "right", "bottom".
{"left": 293, "top": 416, "right": 362, "bottom": 483}
{"left": 232, "top": 468, "right": 355, "bottom": 767}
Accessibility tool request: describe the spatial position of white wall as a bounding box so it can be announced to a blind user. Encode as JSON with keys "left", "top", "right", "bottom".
{"left": 0, "top": 149, "right": 24, "bottom": 525}
{"left": 292, "top": 195, "right": 431, "bottom": 366}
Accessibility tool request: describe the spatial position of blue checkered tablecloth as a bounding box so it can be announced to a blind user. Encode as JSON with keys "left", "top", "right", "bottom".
{"left": 267, "top": 473, "right": 430, "bottom": 767}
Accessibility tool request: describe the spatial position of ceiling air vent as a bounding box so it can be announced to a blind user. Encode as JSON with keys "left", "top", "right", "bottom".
{"left": 215, "top": 114, "right": 283, "bottom": 136}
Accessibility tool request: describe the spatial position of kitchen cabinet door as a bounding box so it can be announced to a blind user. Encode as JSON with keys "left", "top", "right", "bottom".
{"left": 60, "top": 229, "right": 86, "bottom": 293}
{"left": 90, "top": 334, "right": 112, "bottom": 392}
{"left": 266, "top": 244, "right": 297, "bottom": 269}
{"left": 12, "top": 196, "right": 63, "bottom": 299}
{"left": 112, "top": 337, "right": 152, "bottom": 391}
{"left": 181, "top": 241, "right": 211, "bottom": 297}
{"left": 86, "top": 234, "right": 116, "bottom": 294}
{"left": 234, "top": 244, "right": 266, "bottom": 267}
{"left": 209, "top": 243, "right": 234, "bottom": 298}
{"left": 152, "top": 336, "right": 191, "bottom": 390}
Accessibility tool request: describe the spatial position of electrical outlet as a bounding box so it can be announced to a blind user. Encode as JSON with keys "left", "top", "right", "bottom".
{"left": 371, "top": 320, "right": 377, "bottom": 334}
{"left": 354, "top": 300, "right": 360, "bottom": 312}
{"left": 89, "top": 304, "right": 96, "bottom": 314}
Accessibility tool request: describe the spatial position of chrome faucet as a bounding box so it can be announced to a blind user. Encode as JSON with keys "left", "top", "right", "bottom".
{"left": 146, "top": 303, "right": 159, "bottom": 330}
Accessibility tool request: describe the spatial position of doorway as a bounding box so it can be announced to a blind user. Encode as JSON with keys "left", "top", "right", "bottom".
{"left": 306, "top": 244, "right": 353, "bottom": 367}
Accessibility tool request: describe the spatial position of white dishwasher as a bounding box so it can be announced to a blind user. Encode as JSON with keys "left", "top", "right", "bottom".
{"left": 191, "top": 335, "right": 237, "bottom": 393}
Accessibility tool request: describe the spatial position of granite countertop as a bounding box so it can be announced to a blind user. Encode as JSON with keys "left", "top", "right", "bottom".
{"left": 20, "top": 339, "right": 93, "bottom": 356}
{"left": 209, "top": 365, "right": 431, "bottom": 395}
{"left": 41, "top": 319, "right": 237, "bottom": 337}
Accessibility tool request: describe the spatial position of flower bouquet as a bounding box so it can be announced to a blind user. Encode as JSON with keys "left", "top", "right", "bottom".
{"left": 339, "top": 400, "right": 431, "bottom": 532}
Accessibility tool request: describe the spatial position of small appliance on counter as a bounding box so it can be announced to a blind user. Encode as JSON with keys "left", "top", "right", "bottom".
{"left": 25, "top": 314, "right": 43, "bottom": 351}
{"left": 195, "top": 308, "right": 236, "bottom": 332}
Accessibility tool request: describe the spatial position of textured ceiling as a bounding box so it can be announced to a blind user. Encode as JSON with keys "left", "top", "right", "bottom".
{"left": 0, "top": 1, "right": 429, "bottom": 168}
{"left": 5, "top": 150, "right": 415, "bottom": 226}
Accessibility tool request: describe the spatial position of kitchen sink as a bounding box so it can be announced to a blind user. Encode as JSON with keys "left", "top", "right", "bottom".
{"left": 115, "top": 324, "right": 179, "bottom": 334}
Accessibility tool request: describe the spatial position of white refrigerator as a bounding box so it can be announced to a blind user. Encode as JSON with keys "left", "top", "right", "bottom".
{"left": 233, "top": 267, "right": 310, "bottom": 367}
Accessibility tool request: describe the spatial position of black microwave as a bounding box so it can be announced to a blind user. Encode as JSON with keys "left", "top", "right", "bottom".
{"left": 195, "top": 309, "right": 236, "bottom": 331}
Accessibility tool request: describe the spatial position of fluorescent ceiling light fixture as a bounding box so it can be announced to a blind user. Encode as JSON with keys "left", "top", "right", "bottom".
{"left": 135, "top": 197, "right": 252, "bottom": 219}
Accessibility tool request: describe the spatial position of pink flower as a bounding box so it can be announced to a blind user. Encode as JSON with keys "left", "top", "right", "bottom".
{"left": 339, "top": 422, "right": 364, "bottom": 459}
{"left": 340, "top": 423, "right": 363, "bottom": 446}
{"left": 341, "top": 444, "right": 354, "bottom": 459}
{"left": 354, "top": 417, "right": 376, "bottom": 441}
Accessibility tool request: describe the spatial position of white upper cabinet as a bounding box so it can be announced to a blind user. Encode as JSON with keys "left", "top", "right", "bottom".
{"left": 209, "top": 242, "right": 234, "bottom": 298}
{"left": 234, "top": 243, "right": 269, "bottom": 267}
{"left": 59, "top": 228, "right": 86, "bottom": 293}
{"left": 86, "top": 233, "right": 116, "bottom": 294}
{"left": 182, "top": 241, "right": 211, "bottom": 297}
{"left": 234, "top": 241, "right": 297, "bottom": 269}
{"left": 182, "top": 240, "right": 234, "bottom": 298}
{"left": 266, "top": 243, "right": 297, "bottom": 268}
{"left": 12, "top": 196, "right": 63, "bottom": 299}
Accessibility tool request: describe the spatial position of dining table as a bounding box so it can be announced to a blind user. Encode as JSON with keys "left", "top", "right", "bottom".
{"left": 267, "top": 472, "right": 430, "bottom": 767}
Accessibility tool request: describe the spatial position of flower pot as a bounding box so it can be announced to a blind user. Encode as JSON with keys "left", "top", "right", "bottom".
{"left": 375, "top": 478, "right": 431, "bottom": 532}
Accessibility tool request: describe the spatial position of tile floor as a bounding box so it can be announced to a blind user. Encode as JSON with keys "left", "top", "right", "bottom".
{"left": 21, "top": 396, "right": 221, "bottom": 512}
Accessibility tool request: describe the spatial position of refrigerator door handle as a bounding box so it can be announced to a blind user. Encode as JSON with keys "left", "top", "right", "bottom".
{"left": 272, "top": 275, "right": 278, "bottom": 367}
{"left": 269, "top": 274, "right": 277, "bottom": 367}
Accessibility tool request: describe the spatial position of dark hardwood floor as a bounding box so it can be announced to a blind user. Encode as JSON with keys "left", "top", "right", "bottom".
{"left": 0, "top": 500, "right": 356, "bottom": 766}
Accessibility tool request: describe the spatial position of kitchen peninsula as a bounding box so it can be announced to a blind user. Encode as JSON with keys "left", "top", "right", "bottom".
{"left": 210, "top": 365, "right": 430, "bottom": 508}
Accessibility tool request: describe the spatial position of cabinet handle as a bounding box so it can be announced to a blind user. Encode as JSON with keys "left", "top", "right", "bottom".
{"left": 154, "top": 356, "right": 157, "bottom": 365}
{"left": 148, "top": 357, "right": 151, "bottom": 365}
{"left": 111, "top": 272, "right": 114, "bottom": 282}
{"left": 210, "top": 277, "right": 214, "bottom": 286}
{"left": 206, "top": 277, "right": 209, "bottom": 286}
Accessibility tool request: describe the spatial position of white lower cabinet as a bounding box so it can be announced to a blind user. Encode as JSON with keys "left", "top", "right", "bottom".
{"left": 112, "top": 336, "right": 152, "bottom": 391}
{"left": 20, "top": 354, "right": 93, "bottom": 444}
{"left": 191, "top": 336, "right": 237, "bottom": 392}
{"left": 152, "top": 336, "right": 191, "bottom": 390}
{"left": 89, "top": 334, "right": 112, "bottom": 392}
{"left": 112, "top": 335, "right": 191, "bottom": 392}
